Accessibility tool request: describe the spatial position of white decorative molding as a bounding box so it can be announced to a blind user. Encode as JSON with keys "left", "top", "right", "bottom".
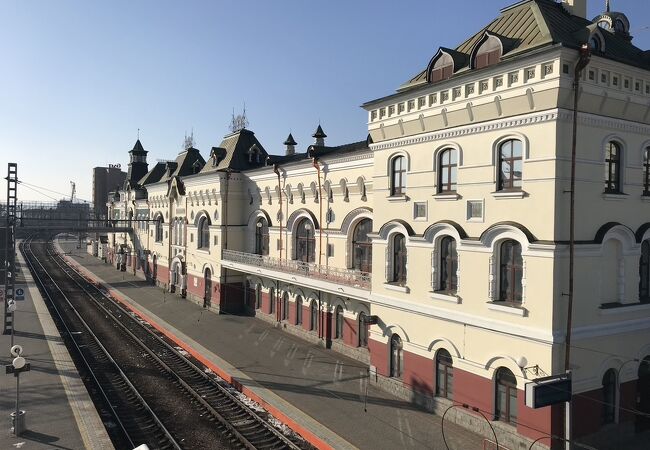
{"left": 370, "top": 110, "right": 560, "bottom": 151}
{"left": 371, "top": 292, "right": 556, "bottom": 344}
{"left": 492, "top": 190, "right": 526, "bottom": 199}
{"left": 599, "top": 303, "right": 650, "bottom": 316}
{"left": 433, "top": 193, "right": 461, "bottom": 201}
{"left": 429, "top": 292, "right": 461, "bottom": 304}
{"left": 384, "top": 283, "right": 410, "bottom": 293}
{"left": 487, "top": 302, "right": 527, "bottom": 316}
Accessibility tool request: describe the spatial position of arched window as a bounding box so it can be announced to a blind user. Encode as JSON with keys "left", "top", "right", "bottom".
{"left": 358, "top": 312, "right": 369, "bottom": 348}
{"left": 602, "top": 369, "right": 617, "bottom": 424}
{"left": 605, "top": 141, "right": 622, "bottom": 193}
{"left": 498, "top": 139, "right": 523, "bottom": 191}
{"left": 352, "top": 219, "right": 373, "bottom": 273}
{"left": 295, "top": 218, "right": 315, "bottom": 262}
{"left": 637, "top": 356, "right": 650, "bottom": 430}
{"left": 295, "top": 296, "right": 303, "bottom": 325}
{"left": 439, "top": 236, "right": 458, "bottom": 293}
{"left": 269, "top": 287, "right": 275, "bottom": 314}
{"left": 391, "top": 234, "right": 407, "bottom": 285}
{"left": 474, "top": 35, "right": 502, "bottom": 69}
{"left": 640, "top": 241, "right": 650, "bottom": 303}
{"left": 390, "top": 334, "right": 404, "bottom": 378}
{"left": 198, "top": 216, "right": 210, "bottom": 249}
{"left": 255, "top": 284, "right": 262, "bottom": 309}
{"left": 310, "top": 301, "right": 318, "bottom": 332}
{"left": 155, "top": 215, "right": 164, "bottom": 242}
{"left": 438, "top": 149, "right": 458, "bottom": 193}
{"left": 430, "top": 53, "right": 454, "bottom": 82}
{"left": 643, "top": 147, "right": 650, "bottom": 196}
{"left": 589, "top": 34, "right": 602, "bottom": 52}
{"left": 390, "top": 156, "right": 406, "bottom": 196}
{"left": 499, "top": 240, "right": 523, "bottom": 303}
{"left": 282, "top": 292, "right": 289, "bottom": 321}
{"left": 436, "top": 349, "right": 453, "bottom": 399}
{"left": 335, "top": 305, "right": 343, "bottom": 339}
{"left": 255, "top": 218, "right": 269, "bottom": 255}
{"left": 495, "top": 368, "right": 518, "bottom": 423}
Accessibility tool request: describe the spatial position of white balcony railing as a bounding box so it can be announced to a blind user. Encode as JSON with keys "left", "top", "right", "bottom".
{"left": 222, "top": 249, "right": 371, "bottom": 290}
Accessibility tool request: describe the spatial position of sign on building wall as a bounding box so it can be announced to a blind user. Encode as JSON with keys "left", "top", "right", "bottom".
{"left": 525, "top": 373, "right": 571, "bottom": 408}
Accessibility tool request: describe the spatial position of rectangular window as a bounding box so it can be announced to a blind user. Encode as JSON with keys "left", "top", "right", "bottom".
{"left": 588, "top": 70, "right": 595, "bottom": 81}
{"left": 418, "top": 97, "right": 426, "bottom": 108}
{"left": 525, "top": 68, "right": 535, "bottom": 82}
{"left": 398, "top": 103, "right": 405, "bottom": 114}
{"left": 327, "top": 243, "right": 334, "bottom": 257}
{"left": 467, "top": 200, "right": 484, "bottom": 221}
{"left": 428, "top": 93, "right": 437, "bottom": 106}
{"left": 371, "top": 110, "right": 377, "bottom": 121}
{"left": 407, "top": 100, "right": 415, "bottom": 111}
{"left": 388, "top": 105, "right": 395, "bottom": 116}
{"left": 213, "top": 235, "right": 218, "bottom": 245}
{"left": 190, "top": 234, "right": 194, "bottom": 243}
{"left": 414, "top": 202, "right": 427, "bottom": 220}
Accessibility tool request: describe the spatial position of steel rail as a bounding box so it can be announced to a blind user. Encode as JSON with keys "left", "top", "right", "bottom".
{"left": 22, "top": 237, "right": 181, "bottom": 450}
{"left": 49, "top": 240, "right": 304, "bottom": 450}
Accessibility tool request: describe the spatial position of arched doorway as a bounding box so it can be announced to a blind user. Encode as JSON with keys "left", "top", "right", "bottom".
{"left": 636, "top": 356, "right": 650, "bottom": 432}
{"left": 204, "top": 268, "right": 212, "bottom": 308}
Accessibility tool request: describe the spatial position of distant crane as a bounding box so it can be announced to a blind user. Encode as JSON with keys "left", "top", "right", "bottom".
{"left": 70, "top": 181, "right": 76, "bottom": 202}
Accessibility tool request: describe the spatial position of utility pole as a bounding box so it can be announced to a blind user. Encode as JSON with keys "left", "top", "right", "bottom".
{"left": 4, "top": 163, "right": 17, "bottom": 339}
{"left": 565, "top": 44, "right": 591, "bottom": 450}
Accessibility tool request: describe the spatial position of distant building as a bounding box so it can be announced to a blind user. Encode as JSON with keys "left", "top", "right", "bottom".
{"left": 92, "top": 166, "right": 126, "bottom": 221}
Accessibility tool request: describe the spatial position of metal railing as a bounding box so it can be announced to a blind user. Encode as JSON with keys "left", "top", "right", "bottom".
{"left": 222, "top": 249, "right": 371, "bottom": 290}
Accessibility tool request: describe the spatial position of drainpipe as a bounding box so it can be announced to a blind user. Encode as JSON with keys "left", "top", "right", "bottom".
{"left": 311, "top": 156, "right": 323, "bottom": 267}
{"left": 273, "top": 164, "right": 283, "bottom": 263}
{"left": 223, "top": 170, "right": 231, "bottom": 311}
{"left": 564, "top": 43, "right": 591, "bottom": 450}
{"left": 565, "top": 44, "right": 591, "bottom": 371}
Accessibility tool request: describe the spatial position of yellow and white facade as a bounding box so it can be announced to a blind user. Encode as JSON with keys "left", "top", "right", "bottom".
{"left": 104, "top": 1, "right": 650, "bottom": 447}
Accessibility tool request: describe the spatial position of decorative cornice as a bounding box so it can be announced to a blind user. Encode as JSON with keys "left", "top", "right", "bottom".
{"left": 370, "top": 110, "right": 560, "bottom": 151}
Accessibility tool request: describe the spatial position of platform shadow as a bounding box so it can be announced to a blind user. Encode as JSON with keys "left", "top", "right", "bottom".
{"left": 20, "top": 429, "right": 75, "bottom": 450}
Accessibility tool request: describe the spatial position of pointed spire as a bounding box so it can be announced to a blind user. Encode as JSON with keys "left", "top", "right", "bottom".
{"left": 606, "top": 0, "right": 610, "bottom": 12}
{"left": 284, "top": 133, "right": 297, "bottom": 156}
{"left": 283, "top": 133, "right": 297, "bottom": 146}
{"left": 132, "top": 139, "right": 145, "bottom": 153}
{"left": 312, "top": 124, "right": 327, "bottom": 139}
{"left": 312, "top": 124, "right": 327, "bottom": 146}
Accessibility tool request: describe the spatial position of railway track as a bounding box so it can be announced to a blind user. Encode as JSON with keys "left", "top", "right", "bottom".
{"left": 22, "top": 237, "right": 308, "bottom": 450}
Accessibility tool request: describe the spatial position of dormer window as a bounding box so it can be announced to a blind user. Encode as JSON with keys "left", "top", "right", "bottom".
{"left": 429, "top": 52, "right": 454, "bottom": 83}
{"left": 474, "top": 35, "right": 502, "bottom": 69}
{"left": 589, "top": 33, "right": 604, "bottom": 53}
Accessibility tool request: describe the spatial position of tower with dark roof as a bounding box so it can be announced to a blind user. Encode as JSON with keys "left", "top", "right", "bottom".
{"left": 127, "top": 139, "right": 149, "bottom": 184}
{"left": 284, "top": 133, "right": 297, "bottom": 155}
{"left": 312, "top": 125, "right": 327, "bottom": 146}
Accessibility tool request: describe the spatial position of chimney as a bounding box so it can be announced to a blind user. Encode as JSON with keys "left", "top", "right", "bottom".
{"left": 312, "top": 125, "right": 327, "bottom": 146}
{"left": 283, "top": 133, "right": 297, "bottom": 155}
{"left": 563, "top": 0, "right": 587, "bottom": 18}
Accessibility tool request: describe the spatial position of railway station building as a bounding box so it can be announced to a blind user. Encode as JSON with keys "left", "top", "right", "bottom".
{"left": 104, "top": 0, "right": 650, "bottom": 447}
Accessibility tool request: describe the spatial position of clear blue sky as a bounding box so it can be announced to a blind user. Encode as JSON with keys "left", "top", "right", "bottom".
{"left": 1, "top": 0, "right": 648, "bottom": 203}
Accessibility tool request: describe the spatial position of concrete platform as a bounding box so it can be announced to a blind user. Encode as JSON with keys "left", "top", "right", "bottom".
{"left": 58, "top": 240, "right": 487, "bottom": 450}
{"left": 0, "top": 244, "right": 113, "bottom": 449}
